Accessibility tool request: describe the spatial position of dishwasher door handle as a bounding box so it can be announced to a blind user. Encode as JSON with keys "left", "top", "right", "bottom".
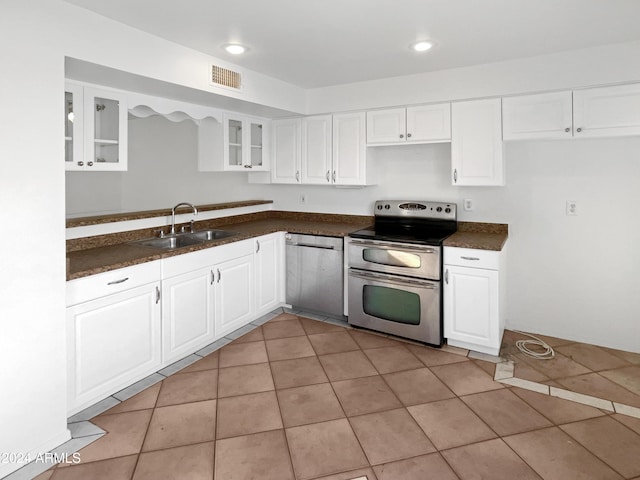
{"left": 287, "top": 242, "right": 335, "bottom": 250}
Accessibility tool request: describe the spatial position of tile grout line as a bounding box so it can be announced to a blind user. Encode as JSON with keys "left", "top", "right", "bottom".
{"left": 492, "top": 359, "right": 640, "bottom": 418}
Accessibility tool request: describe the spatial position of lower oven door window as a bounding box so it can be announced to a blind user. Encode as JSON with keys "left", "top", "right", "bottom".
{"left": 363, "top": 285, "right": 420, "bottom": 325}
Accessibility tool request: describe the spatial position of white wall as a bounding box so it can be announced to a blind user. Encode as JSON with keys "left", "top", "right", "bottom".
{"left": 70, "top": 117, "right": 640, "bottom": 352}
{"left": 306, "top": 40, "right": 640, "bottom": 114}
{"left": 0, "top": 2, "right": 70, "bottom": 477}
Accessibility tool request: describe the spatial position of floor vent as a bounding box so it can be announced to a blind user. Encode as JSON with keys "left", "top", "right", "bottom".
{"left": 210, "top": 64, "right": 242, "bottom": 90}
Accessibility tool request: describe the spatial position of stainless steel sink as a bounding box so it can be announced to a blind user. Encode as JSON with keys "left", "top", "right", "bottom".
{"left": 130, "top": 229, "right": 238, "bottom": 250}
{"left": 188, "top": 229, "right": 238, "bottom": 241}
{"left": 132, "top": 235, "right": 204, "bottom": 249}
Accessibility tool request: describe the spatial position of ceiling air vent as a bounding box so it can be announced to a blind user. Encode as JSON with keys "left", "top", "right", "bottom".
{"left": 210, "top": 64, "right": 242, "bottom": 90}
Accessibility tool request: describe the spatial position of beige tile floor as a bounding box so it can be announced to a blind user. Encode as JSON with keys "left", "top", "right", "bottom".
{"left": 34, "top": 314, "right": 640, "bottom": 480}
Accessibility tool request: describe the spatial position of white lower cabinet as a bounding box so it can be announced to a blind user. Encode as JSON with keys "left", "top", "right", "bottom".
{"left": 66, "top": 278, "right": 162, "bottom": 415}
{"left": 444, "top": 246, "right": 505, "bottom": 356}
{"left": 66, "top": 234, "right": 285, "bottom": 415}
{"left": 254, "top": 233, "right": 285, "bottom": 315}
{"left": 214, "top": 253, "right": 255, "bottom": 337}
{"left": 161, "top": 267, "right": 215, "bottom": 364}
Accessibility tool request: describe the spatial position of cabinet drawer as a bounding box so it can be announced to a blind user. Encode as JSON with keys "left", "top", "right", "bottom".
{"left": 67, "top": 260, "right": 161, "bottom": 306}
{"left": 444, "top": 247, "right": 500, "bottom": 270}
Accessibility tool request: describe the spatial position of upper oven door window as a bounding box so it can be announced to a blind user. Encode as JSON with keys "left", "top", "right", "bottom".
{"left": 348, "top": 239, "right": 441, "bottom": 280}
{"left": 362, "top": 248, "right": 421, "bottom": 268}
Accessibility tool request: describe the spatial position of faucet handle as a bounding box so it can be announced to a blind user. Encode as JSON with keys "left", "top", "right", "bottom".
{"left": 189, "top": 219, "right": 195, "bottom": 233}
{"left": 154, "top": 228, "right": 166, "bottom": 238}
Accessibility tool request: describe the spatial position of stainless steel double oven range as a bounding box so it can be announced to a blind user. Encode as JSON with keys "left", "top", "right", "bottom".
{"left": 348, "top": 200, "right": 457, "bottom": 347}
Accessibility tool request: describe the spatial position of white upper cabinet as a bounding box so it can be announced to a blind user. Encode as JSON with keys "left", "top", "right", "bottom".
{"left": 302, "top": 115, "right": 333, "bottom": 184}
{"left": 65, "top": 83, "right": 128, "bottom": 171}
{"left": 199, "top": 113, "right": 270, "bottom": 172}
{"left": 451, "top": 98, "right": 504, "bottom": 186}
{"left": 573, "top": 83, "right": 640, "bottom": 138}
{"left": 333, "top": 111, "right": 371, "bottom": 185}
{"left": 503, "top": 84, "right": 640, "bottom": 141}
{"left": 503, "top": 91, "right": 573, "bottom": 140}
{"left": 367, "top": 108, "right": 406, "bottom": 143}
{"left": 268, "top": 112, "right": 372, "bottom": 185}
{"left": 366, "top": 104, "right": 451, "bottom": 145}
{"left": 270, "top": 118, "right": 302, "bottom": 183}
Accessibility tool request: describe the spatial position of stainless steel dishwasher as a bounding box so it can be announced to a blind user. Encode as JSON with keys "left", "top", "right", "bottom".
{"left": 285, "top": 233, "right": 344, "bottom": 316}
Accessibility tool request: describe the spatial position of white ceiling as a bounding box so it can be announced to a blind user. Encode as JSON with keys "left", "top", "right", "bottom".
{"left": 64, "top": 0, "right": 640, "bottom": 89}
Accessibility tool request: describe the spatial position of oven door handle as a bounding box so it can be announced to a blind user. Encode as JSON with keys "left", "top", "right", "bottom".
{"left": 349, "top": 240, "right": 437, "bottom": 254}
{"left": 349, "top": 269, "right": 438, "bottom": 289}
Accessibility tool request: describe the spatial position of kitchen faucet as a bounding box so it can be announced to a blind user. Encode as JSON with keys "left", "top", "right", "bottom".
{"left": 170, "top": 202, "right": 198, "bottom": 235}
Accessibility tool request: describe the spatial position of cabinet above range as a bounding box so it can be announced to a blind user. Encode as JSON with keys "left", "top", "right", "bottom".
{"left": 366, "top": 103, "right": 451, "bottom": 145}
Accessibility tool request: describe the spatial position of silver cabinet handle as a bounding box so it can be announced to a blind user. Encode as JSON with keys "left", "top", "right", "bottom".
{"left": 332, "top": 170, "right": 336, "bottom": 182}
{"left": 453, "top": 168, "right": 458, "bottom": 183}
{"left": 256, "top": 240, "right": 260, "bottom": 253}
{"left": 244, "top": 164, "right": 253, "bottom": 168}
{"left": 326, "top": 170, "right": 330, "bottom": 182}
{"left": 87, "top": 161, "right": 94, "bottom": 167}
{"left": 407, "top": 133, "right": 412, "bottom": 138}
{"left": 461, "top": 256, "right": 480, "bottom": 261}
{"left": 295, "top": 170, "right": 300, "bottom": 182}
{"left": 217, "top": 269, "right": 221, "bottom": 283}
{"left": 210, "top": 270, "right": 215, "bottom": 285}
{"left": 565, "top": 127, "right": 571, "bottom": 133}
{"left": 155, "top": 286, "right": 161, "bottom": 304}
{"left": 576, "top": 127, "right": 582, "bottom": 133}
{"left": 445, "top": 269, "right": 449, "bottom": 284}
{"left": 399, "top": 134, "right": 404, "bottom": 139}
{"left": 107, "top": 277, "right": 129, "bottom": 285}
{"left": 77, "top": 161, "right": 84, "bottom": 166}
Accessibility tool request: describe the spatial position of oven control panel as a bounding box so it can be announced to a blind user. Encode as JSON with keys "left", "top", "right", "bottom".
{"left": 374, "top": 200, "right": 456, "bottom": 220}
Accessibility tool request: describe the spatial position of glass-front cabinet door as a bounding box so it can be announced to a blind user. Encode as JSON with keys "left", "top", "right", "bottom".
{"left": 222, "top": 114, "right": 268, "bottom": 171}
{"left": 64, "top": 82, "right": 84, "bottom": 171}
{"left": 249, "top": 119, "right": 264, "bottom": 168}
{"left": 83, "top": 87, "right": 128, "bottom": 171}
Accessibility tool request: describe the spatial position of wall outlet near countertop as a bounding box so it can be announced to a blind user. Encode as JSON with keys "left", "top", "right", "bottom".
{"left": 463, "top": 198, "right": 474, "bottom": 211}
{"left": 566, "top": 200, "right": 578, "bottom": 216}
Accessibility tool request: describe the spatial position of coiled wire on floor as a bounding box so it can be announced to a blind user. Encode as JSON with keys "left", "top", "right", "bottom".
{"left": 512, "top": 330, "right": 555, "bottom": 360}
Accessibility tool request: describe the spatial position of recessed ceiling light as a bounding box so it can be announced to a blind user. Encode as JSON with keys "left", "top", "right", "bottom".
{"left": 411, "top": 41, "right": 434, "bottom": 52}
{"left": 224, "top": 44, "right": 247, "bottom": 55}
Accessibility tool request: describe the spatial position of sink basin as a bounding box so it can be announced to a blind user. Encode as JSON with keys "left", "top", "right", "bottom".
{"left": 188, "top": 229, "right": 238, "bottom": 241}
{"left": 130, "top": 229, "right": 238, "bottom": 250}
{"left": 132, "top": 235, "right": 204, "bottom": 249}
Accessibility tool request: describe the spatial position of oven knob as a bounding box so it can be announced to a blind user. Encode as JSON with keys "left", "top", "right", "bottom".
{"left": 377, "top": 205, "right": 383, "bottom": 210}
{"left": 436, "top": 206, "right": 443, "bottom": 212}
{"left": 445, "top": 207, "right": 451, "bottom": 213}
{"left": 385, "top": 204, "right": 390, "bottom": 209}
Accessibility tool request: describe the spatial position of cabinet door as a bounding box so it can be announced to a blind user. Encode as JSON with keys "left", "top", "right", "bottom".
{"left": 444, "top": 265, "right": 500, "bottom": 354}
{"left": 215, "top": 254, "right": 254, "bottom": 337}
{"left": 162, "top": 268, "right": 215, "bottom": 364}
{"left": 406, "top": 103, "right": 451, "bottom": 143}
{"left": 503, "top": 91, "right": 573, "bottom": 140}
{"left": 271, "top": 118, "right": 302, "bottom": 183}
{"left": 573, "top": 83, "right": 640, "bottom": 138}
{"left": 255, "top": 233, "right": 284, "bottom": 315}
{"left": 224, "top": 114, "right": 245, "bottom": 170}
{"left": 366, "top": 108, "right": 406, "bottom": 144}
{"left": 451, "top": 98, "right": 504, "bottom": 186}
{"left": 64, "top": 82, "right": 84, "bottom": 171}
{"left": 83, "top": 87, "right": 128, "bottom": 171}
{"left": 246, "top": 117, "right": 268, "bottom": 171}
{"left": 333, "top": 112, "right": 368, "bottom": 185}
{"left": 66, "top": 282, "right": 161, "bottom": 414}
{"left": 302, "top": 115, "right": 333, "bottom": 184}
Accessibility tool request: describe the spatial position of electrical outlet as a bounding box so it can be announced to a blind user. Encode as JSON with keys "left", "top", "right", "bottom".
{"left": 300, "top": 193, "right": 307, "bottom": 205}
{"left": 463, "top": 198, "right": 474, "bottom": 211}
{"left": 566, "top": 200, "right": 577, "bottom": 216}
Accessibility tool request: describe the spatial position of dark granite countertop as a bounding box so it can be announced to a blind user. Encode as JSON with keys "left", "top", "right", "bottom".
{"left": 67, "top": 210, "right": 508, "bottom": 280}
{"left": 443, "top": 221, "right": 509, "bottom": 251}
{"left": 67, "top": 211, "right": 373, "bottom": 280}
